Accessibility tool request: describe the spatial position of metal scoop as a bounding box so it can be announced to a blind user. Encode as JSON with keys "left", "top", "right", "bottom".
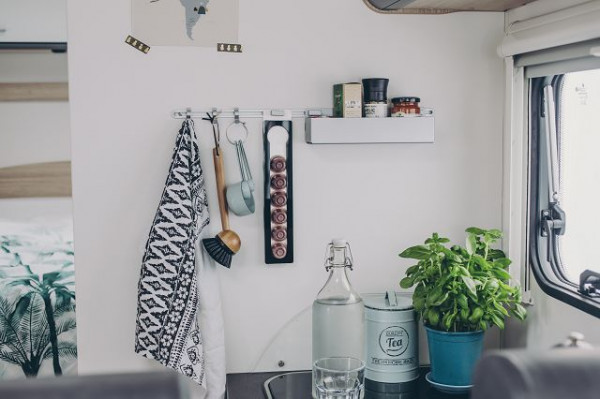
{"left": 226, "top": 121, "right": 255, "bottom": 216}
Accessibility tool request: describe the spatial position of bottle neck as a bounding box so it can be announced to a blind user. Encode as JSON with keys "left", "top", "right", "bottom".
{"left": 329, "top": 246, "right": 348, "bottom": 268}
{"left": 329, "top": 266, "right": 351, "bottom": 285}
{"left": 317, "top": 246, "right": 361, "bottom": 304}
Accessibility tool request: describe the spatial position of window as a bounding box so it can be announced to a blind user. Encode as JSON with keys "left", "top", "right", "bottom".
{"left": 526, "top": 48, "right": 600, "bottom": 317}
{"left": 558, "top": 70, "right": 600, "bottom": 283}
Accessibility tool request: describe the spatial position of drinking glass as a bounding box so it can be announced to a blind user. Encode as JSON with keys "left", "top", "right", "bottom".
{"left": 313, "top": 357, "right": 365, "bottom": 399}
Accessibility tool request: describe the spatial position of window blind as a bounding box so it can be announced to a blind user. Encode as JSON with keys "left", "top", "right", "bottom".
{"left": 515, "top": 39, "right": 600, "bottom": 78}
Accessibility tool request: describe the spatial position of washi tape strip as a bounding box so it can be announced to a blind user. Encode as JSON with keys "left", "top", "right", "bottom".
{"left": 125, "top": 35, "right": 150, "bottom": 54}
{"left": 217, "top": 43, "right": 243, "bottom": 53}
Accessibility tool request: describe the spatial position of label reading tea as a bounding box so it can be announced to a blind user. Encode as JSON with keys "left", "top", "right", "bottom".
{"left": 379, "top": 326, "right": 409, "bottom": 357}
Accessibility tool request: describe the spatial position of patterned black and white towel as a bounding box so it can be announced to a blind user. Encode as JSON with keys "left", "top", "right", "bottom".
{"left": 135, "top": 119, "right": 211, "bottom": 386}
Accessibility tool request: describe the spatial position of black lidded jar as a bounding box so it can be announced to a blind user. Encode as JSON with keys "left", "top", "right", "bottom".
{"left": 362, "top": 78, "right": 389, "bottom": 102}
{"left": 363, "top": 78, "right": 389, "bottom": 118}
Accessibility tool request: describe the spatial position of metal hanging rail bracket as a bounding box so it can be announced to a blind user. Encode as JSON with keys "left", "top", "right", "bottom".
{"left": 172, "top": 108, "right": 333, "bottom": 120}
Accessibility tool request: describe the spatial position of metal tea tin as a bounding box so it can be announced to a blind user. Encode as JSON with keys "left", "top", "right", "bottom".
{"left": 363, "top": 291, "right": 419, "bottom": 384}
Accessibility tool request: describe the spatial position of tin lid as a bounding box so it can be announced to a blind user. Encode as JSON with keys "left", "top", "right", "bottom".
{"left": 363, "top": 291, "right": 413, "bottom": 311}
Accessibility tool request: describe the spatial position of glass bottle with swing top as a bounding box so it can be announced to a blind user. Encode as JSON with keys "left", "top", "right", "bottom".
{"left": 312, "top": 239, "right": 365, "bottom": 367}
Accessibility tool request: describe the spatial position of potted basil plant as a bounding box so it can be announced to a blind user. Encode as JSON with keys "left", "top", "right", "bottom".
{"left": 399, "top": 227, "right": 527, "bottom": 388}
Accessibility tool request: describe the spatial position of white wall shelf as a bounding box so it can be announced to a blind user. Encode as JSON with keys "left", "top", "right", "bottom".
{"left": 305, "top": 116, "right": 435, "bottom": 144}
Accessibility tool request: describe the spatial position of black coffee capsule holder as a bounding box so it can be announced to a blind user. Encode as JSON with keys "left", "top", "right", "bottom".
{"left": 263, "top": 117, "right": 293, "bottom": 264}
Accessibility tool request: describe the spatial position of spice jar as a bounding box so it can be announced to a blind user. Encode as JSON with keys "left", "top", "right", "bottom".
{"left": 391, "top": 97, "right": 420, "bottom": 117}
{"left": 363, "top": 78, "right": 389, "bottom": 118}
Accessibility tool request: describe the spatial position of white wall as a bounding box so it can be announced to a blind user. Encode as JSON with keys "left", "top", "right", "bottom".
{"left": 67, "top": 0, "right": 506, "bottom": 374}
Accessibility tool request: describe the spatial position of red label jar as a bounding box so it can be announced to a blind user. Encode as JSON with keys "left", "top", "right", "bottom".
{"left": 391, "top": 97, "right": 420, "bottom": 117}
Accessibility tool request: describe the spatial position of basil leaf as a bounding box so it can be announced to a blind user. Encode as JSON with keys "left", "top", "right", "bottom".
{"left": 400, "top": 276, "right": 414, "bottom": 289}
{"left": 461, "top": 276, "right": 478, "bottom": 297}
{"left": 399, "top": 245, "right": 431, "bottom": 260}
{"left": 465, "top": 227, "right": 486, "bottom": 235}
{"left": 493, "top": 268, "right": 512, "bottom": 281}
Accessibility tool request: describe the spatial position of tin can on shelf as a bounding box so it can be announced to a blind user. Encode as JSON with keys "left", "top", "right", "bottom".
{"left": 333, "top": 83, "right": 362, "bottom": 118}
{"left": 363, "top": 291, "right": 419, "bottom": 385}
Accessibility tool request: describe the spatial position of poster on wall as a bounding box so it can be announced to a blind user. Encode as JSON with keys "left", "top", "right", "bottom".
{"left": 0, "top": 221, "right": 77, "bottom": 379}
{"left": 132, "top": 0, "right": 239, "bottom": 47}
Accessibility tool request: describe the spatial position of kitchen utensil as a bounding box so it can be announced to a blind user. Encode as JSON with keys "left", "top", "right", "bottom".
{"left": 313, "top": 357, "right": 365, "bottom": 399}
{"left": 201, "top": 113, "right": 241, "bottom": 268}
{"left": 226, "top": 138, "right": 255, "bottom": 216}
{"left": 225, "top": 112, "right": 255, "bottom": 216}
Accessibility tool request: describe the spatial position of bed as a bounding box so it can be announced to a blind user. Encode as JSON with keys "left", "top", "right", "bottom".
{"left": 0, "top": 161, "right": 77, "bottom": 380}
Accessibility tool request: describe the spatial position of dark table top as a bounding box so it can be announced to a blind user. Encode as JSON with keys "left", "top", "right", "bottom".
{"left": 227, "top": 367, "right": 470, "bottom": 399}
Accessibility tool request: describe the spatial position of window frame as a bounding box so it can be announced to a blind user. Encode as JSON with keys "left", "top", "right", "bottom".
{"left": 528, "top": 73, "right": 600, "bottom": 318}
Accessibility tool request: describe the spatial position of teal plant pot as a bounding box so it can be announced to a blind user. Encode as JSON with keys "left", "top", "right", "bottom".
{"left": 426, "top": 327, "right": 484, "bottom": 386}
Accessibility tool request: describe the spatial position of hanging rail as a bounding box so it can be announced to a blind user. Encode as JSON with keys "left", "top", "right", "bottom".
{"left": 171, "top": 107, "right": 333, "bottom": 120}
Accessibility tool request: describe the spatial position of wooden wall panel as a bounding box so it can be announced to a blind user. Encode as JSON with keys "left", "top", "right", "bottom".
{"left": 0, "top": 161, "right": 72, "bottom": 198}
{"left": 0, "top": 83, "right": 69, "bottom": 102}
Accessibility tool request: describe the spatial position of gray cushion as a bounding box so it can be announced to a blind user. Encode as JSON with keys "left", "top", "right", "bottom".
{"left": 472, "top": 348, "right": 600, "bottom": 399}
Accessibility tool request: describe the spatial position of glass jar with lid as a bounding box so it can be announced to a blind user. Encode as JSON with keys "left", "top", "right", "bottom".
{"left": 391, "top": 97, "right": 421, "bottom": 117}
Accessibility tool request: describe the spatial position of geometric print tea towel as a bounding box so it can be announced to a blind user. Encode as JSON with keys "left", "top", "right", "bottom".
{"left": 135, "top": 118, "right": 210, "bottom": 386}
